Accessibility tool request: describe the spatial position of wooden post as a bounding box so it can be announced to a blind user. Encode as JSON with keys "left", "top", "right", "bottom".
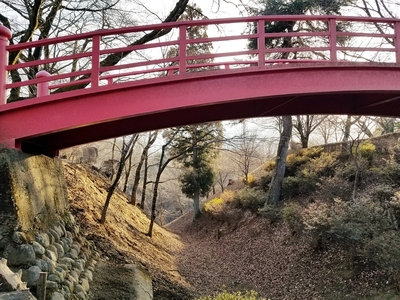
{"left": 36, "top": 272, "right": 47, "bottom": 300}
{"left": 0, "top": 25, "right": 11, "bottom": 104}
{"left": 36, "top": 71, "right": 51, "bottom": 97}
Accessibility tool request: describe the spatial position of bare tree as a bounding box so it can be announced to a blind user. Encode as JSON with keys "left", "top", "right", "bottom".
{"left": 148, "top": 128, "right": 186, "bottom": 237}
{"left": 1, "top": 0, "right": 190, "bottom": 101}
{"left": 100, "top": 134, "right": 138, "bottom": 224}
{"left": 293, "top": 115, "right": 328, "bottom": 148}
{"left": 130, "top": 131, "right": 158, "bottom": 206}
{"left": 263, "top": 115, "right": 292, "bottom": 206}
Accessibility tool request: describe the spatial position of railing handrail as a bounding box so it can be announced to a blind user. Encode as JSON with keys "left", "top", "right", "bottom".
{"left": 2, "top": 14, "right": 400, "bottom": 104}
{"left": 5, "top": 15, "right": 400, "bottom": 51}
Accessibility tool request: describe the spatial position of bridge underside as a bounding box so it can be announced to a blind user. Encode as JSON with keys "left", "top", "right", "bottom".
{"left": 1, "top": 64, "right": 400, "bottom": 155}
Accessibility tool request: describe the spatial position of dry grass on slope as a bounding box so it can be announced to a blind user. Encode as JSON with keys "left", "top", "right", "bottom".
{"left": 62, "top": 162, "right": 194, "bottom": 299}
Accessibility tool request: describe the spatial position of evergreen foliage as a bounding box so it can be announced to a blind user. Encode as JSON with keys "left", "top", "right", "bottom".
{"left": 166, "top": 123, "right": 223, "bottom": 219}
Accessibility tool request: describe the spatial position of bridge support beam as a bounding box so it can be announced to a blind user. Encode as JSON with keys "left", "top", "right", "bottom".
{"left": 0, "top": 26, "right": 11, "bottom": 105}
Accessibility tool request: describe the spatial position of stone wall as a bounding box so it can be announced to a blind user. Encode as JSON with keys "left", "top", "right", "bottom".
{"left": 0, "top": 148, "right": 97, "bottom": 300}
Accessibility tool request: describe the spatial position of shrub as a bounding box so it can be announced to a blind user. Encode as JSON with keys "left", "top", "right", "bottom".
{"left": 233, "top": 187, "right": 265, "bottom": 211}
{"left": 264, "top": 161, "right": 276, "bottom": 172}
{"left": 385, "top": 162, "right": 400, "bottom": 184}
{"left": 197, "top": 290, "right": 268, "bottom": 300}
{"left": 258, "top": 174, "right": 273, "bottom": 192}
{"left": 204, "top": 197, "right": 225, "bottom": 213}
{"left": 281, "top": 202, "right": 304, "bottom": 234}
{"left": 302, "top": 197, "right": 394, "bottom": 253}
{"left": 389, "top": 192, "right": 400, "bottom": 225}
{"left": 304, "top": 152, "right": 338, "bottom": 177}
{"left": 246, "top": 174, "right": 257, "bottom": 188}
{"left": 281, "top": 173, "right": 318, "bottom": 199}
{"left": 315, "top": 176, "right": 353, "bottom": 202}
{"left": 370, "top": 184, "right": 396, "bottom": 203}
{"left": 204, "top": 190, "right": 236, "bottom": 214}
{"left": 362, "top": 230, "right": 400, "bottom": 279}
{"left": 336, "top": 161, "right": 366, "bottom": 182}
{"left": 258, "top": 203, "right": 281, "bottom": 223}
{"left": 286, "top": 147, "right": 323, "bottom": 176}
{"left": 358, "top": 141, "right": 376, "bottom": 162}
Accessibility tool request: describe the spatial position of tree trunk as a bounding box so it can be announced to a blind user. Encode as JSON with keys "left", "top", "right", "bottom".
{"left": 342, "top": 115, "right": 353, "bottom": 153}
{"left": 264, "top": 115, "right": 292, "bottom": 206}
{"left": 131, "top": 131, "right": 157, "bottom": 205}
{"left": 122, "top": 150, "right": 133, "bottom": 193}
{"left": 147, "top": 178, "right": 160, "bottom": 237}
{"left": 101, "top": 136, "right": 136, "bottom": 224}
{"left": 193, "top": 188, "right": 200, "bottom": 220}
{"left": 140, "top": 155, "right": 149, "bottom": 209}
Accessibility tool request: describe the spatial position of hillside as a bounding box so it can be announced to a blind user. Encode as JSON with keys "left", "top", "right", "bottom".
{"left": 63, "top": 133, "right": 400, "bottom": 299}
{"left": 62, "top": 162, "right": 194, "bottom": 299}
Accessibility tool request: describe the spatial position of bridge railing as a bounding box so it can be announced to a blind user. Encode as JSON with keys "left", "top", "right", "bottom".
{"left": 1, "top": 15, "right": 400, "bottom": 104}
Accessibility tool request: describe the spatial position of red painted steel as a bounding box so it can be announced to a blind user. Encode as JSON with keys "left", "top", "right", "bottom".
{"left": 1, "top": 15, "right": 400, "bottom": 155}
{"left": 0, "top": 26, "right": 11, "bottom": 105}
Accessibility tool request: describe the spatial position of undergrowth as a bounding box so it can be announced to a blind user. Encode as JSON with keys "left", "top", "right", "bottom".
{"left": 203, "top": 136, "right": 400, "bottom": 292}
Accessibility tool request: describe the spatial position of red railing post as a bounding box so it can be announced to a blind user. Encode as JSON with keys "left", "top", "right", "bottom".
{"left": 36, "top": 71, "right": 51, "bottom": 97}
{"left": 329, "top": 18, "right": 338, "bottom": 62}
{"left": 258, "top": 19, "right": 266, "bottom": 67}
{"left": 395, "top": 21, "right": 400, "bottom": 63}
{"left": 0, "top": 25, "right": 12, "bottom": 105}
{"left": 91, "top": 35, "right": 100, "bottom": 88}
{"left": 179, "top": 25, "right": 187, "bottom": 74}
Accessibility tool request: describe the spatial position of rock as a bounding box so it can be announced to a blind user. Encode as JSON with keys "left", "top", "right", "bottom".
{"left": 48, "top": 245, "right": 59, "bottom": 258}
{"left": 53, "top": 243, "right": 65, "bottom": 259}
{"left": 58, "top": 258, "right": 74, "bottom": 269}
{"left": 80, "top": 278, "right": 90, "bottom": 293}
{"left": 69, "top": 270, "right": 80, "bottom": 282}
{"left": 83, "top": 270, "right": 93, "bottom": 282}
{"left": 35, "top": 233, "right": 50, "bottom": 248}
{"left": 74, "top": 284, "right": 84, "bottom": 294}
{"left": 76, "top": 291, "right": 86, "bottom": 300}
{"left": 50, "top": 292, "right": 65, "bottom": 300}
{"left": 48, "top": 229, "right": 60, "bottom": 243}
{"left": 70, "top": 243, "right": 80, "bottom": 255}
{"left": 46, "top": 280, "right": 59, "bottom": 293}
{"left": 48, "top": 273, "right": 62, "bottom": 284}
{"left": 60, "top": 237, "right": 71, "bottom": 253}
{"left": 11, "top": 232, "right": 28, "bottom": 244}
{"left": 32, "top": 242, "right": 45, "bottom": 257}
{"left": 24, "top": 266, "right": 41, "bottom": 286}
{"left": 35, "top": 257, "right": 55, "bottom": 273}
{"left": 53, "top": 225, "right": 64, "bottom": 239}
{"left": 45, "top": 249, "right": 58, "bottom": 263}
{"left": 72, "top": 260, "right": 85, "bottom": 272}
{"left": 61, "top": 279, "right": 74, "bottom": 293}
{"left": 4, "top": 244, "right": 36, "bottom": 266}
{"left": 66, "top": 249, "right": 78, "bottom": 260}
{"left": 64, "top": 231, "right": 73, "bottom": 241}
{"left": 0, "top": 290, "right": 36, "bottom": 300}
{"left": 56, "top": 264, "right": 68, "bottom": 271}
{"left": 61, "top": 284, "right": 70, "bottom": 295}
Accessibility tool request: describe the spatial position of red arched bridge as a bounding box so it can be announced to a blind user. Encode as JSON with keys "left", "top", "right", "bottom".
{"left": 1, "top": 15, "right": 400, "bottom": 156}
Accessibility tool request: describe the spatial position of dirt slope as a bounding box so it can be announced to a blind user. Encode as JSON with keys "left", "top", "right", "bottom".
{"left": 62, "top": 162, "right": 194, "bottom": 299}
